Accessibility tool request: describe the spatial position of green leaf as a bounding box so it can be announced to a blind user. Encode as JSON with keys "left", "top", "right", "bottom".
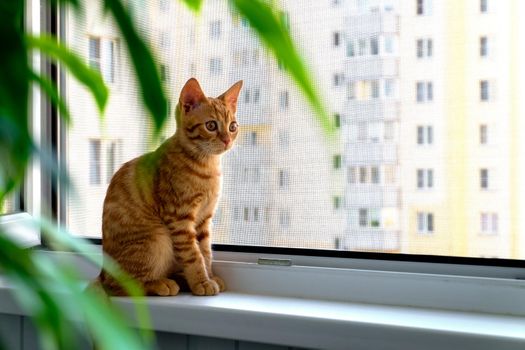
{"left": 0, "top": 0, "right": 32, "bottom": 201}
{"left": 103, "top": 0, "right": 168, "bottom": 135}
{"left": 233, "top": 0, "right": 335, "bottom": 136}
{"left": 181, "top": 0, "right": 203, "bottom": 13}
{"left": 30, "top": 70, "right": 72, "bottom": 124}
{"left": 26, "top": 34, "right": 108, "bottom": 115}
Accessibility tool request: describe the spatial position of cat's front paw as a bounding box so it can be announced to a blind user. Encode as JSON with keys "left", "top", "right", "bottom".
{"left": 190, "top": 279, "right": 220, "bottom": 296}
{"left": 211, "top": 275, "right": 226, "bottom": 292}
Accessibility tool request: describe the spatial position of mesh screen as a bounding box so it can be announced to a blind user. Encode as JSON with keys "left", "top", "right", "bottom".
{"left": 64, "top": 0, "right": 525, "bottom": 260}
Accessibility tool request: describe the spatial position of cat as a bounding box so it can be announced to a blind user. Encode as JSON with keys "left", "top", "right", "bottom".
{"left": 95, "top": 78, "right": 242, "bottom": 296}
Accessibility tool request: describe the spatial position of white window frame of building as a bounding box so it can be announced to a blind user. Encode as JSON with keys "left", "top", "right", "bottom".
{"left": 370, "top": 36, "right": 379, "bottom": 55}
{"left": 89, "top": 139, "right": 102, "bottom": 185}
{"left": 346, "top": 39, "right": 355, "bottom": 57}
{"left": 333, "top": 196, "right": 342, "bottom": 210}
{"left": 371, "top": 80, "right": 380, "bottom": 99}
{"left": 334, "top": 73, "right": 344, "bottom": 87}
{"left": 278, "top": 169, "right": 290, "bottom": 188}
{"left": 416, "top": 169, "right": 434, "bottom": 189}
{"left": 358, "top": 38, "right": 368, "bottom": 56}
{"left": 480, "top": 124, "right": 488, "bottom": 144}
{"left": 480, "top": 212, "right": 498, "bottom": 235}
{"left": 383, "top": 79, "right": 396, "bottom": 98}
{"left": 480, "top": 36, "right": 488, "bottom": 57}
{"left": 416, "top": 0, "right": 433, "bottom": 16}
{"left": 333, "top": 32, "right": 340, "bottom": 47}
{"left": 209, "top": 57, "right": 223, "bottom": 75}
{"left": 416, "top": 38, "right": 433, "bottom": 58}
{"left": 210, "top": 20, "right": 221, "bottom": 40}
{"left": 384, "top": 121, "right": 395, "bottom": 141}
{"left": 480, "top": 168, "right": 489, "bottom": 189}
{"left": 382, "top": 35, "right": 395, "bottom": 55}
{"left": 89, "top": 138, "right": 121, "bottom": 186}
{"left": 480, "top": 80, "right": 490, "bottom": 101}
{"left": 279, "top": 209, "right": 290, "bottom": 228}
{"left": 417, "top": 125, "right": 434, "bottom": 145}
{"left": 279, "top": 90, "right": 289, "bottom": 110}
{"left": 371, "top": 166, "right": 380, "bottom": 184}
{"left": 347, "top": 81, "right": 356, "bottom": 100}
{"left": 88, "top": 36, "right": 118, "bottom": 84}
{"left": 480, "top": 0, "right": 488, "bottom": 13}
{"left": 417, "top": 212, "right": 434, "bottom": 234}
{"left": 348, "top": 166, "right": 357, "bottom": 184}
{"left": 416, "top": 81, "right": 433, "bottom": 103}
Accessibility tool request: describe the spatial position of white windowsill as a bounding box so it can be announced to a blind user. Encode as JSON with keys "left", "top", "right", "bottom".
{"left": 0, "top": 251, "right": 524, "bottom": 349}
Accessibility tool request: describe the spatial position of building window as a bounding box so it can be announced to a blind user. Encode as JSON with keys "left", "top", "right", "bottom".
{"left": 334, "top": 113, "right": 341, "bottom": 128}
{"left": 333, "top": 196, "right": 342, "bottom": 210}
{"left": 254, "top": 207, "right": 260, "bottom": 222}
{"left": 359, "top": 209, "right": 368, "bottom": 227}
{"left": 371, "top": 80, "right": 380, "bottom": 99}
{"left": 417, "top": 169, "right": 434, "bottom": 189}
{"left": 383, "top": 35, "right": 395, "bottom": 54}
{"left": 333, "top": 154, "right": 342, "bottom": 169}
{"left": 480, "top": 80, "right": 490, "bottom": 101}
{"left": 160, "top": 64, "right": 169, "bottom": 82}
{"left": 480, "top": 212, "right": 498, "bottom": 234}
{"left": 480, "top": 36, "right": 488, "bottom": 57}
{"left": 416, "top": 38, "right": 433, "bottom": 58}
{"left": 333, "top": 32, "right": 340, "bottom": 47}
{"left": 384, "top": 79, "right": 396, "bottom": 98}
{"left": 334, "top": 73, "right": 344, "bottom": 87}
{"left": 416, "top": 81, "right": 433, "bottom": 103}
{"left": 370, "top": 37, "right": 379, "bottom": 55}
{"left": 347, "top": 81, "right": 356, "bottom": 100}
{"left": 417, "top": 212, "right": 434, "bottom": 233}
{"left": 417, "top": 125, "right": 433, "bottom": 145}
{"left": 480, "top": 0, "right": 488, "bottom": 13}
{"left": 250, "top": 131, "right": 257, "bottom": 145}
{"left": 279, "top": 90, "right": 289, "bottom": 109}
{"left": 210, "top": 57, "right": 222, "bottom": 75}
{"left": 279, "top": 169, "right": 290, "bottom": 188}
{"left": 416, "top": 0, "right": 432, "bottom": 16}
{"left": 89, "top": 139, "right": 101, "bottom": 185}
{"left": 480, "top": 124, "right": 488, "bottom": 144}
{"left": 210, "top": 20, "right": 221, "bottom": 39}
{"left": 243, "top": 207, "right": 249, "bottom": 221}
{"left": 348, "top": 166, "right": 357, "bottom": 184}
{"left": 359, "top": 166, "right": 368, "bottom": 184}
{"left": 106, "top": 141, "right": 117, "bottom": 183}
{"left": 480, "top": 168, "right": 489, "bottom": 189}
{"left": 371, "top": 166, "right": 380, "bottom": 184}
{"left": 253, "top": 88, "right": 260, "bottom": 103}
{"left": 358, "top": 208, "right": 381, "bottom": 228}
{"left": 346, "top": 40, "right": 355, "bottom": 57}
{"left": 88, "top": 37, "right": 101, "bottom": 71}
{"left": 279, "top": 209, "right": 290, "bottom": 228}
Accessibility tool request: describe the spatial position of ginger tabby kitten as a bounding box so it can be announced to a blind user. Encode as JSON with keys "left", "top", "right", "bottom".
{"left": 97, "top": 78, "right": 242, "bottom": 296}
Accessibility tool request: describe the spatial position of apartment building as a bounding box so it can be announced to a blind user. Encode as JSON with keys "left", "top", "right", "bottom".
{"left": 62, "top": 0, "right": 524, "bottom": 259}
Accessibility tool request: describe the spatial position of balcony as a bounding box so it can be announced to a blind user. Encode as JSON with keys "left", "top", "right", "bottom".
{"left": 345, "top": 57, "right": 398, "bottom": 79}
{"left": 345, "top": 186, "right": 400, "bottom": 208}
{"left": 343, "top": 229, "right": 400, "bottom": 252}
{"left": 344, "top": 142, "right": 398, "bottom": 163}
{"left": 345, "top": 12, "right": 399, "bottom": 35}
{"left": 343, "top": 99, "right": 399, "bottom": 121}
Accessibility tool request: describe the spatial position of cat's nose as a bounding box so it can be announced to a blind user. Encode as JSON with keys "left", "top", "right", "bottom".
{"left": 221, "top": 137, "right": 231, "bottom": 147}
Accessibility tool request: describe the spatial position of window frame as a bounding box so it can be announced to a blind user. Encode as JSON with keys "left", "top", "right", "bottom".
{"left": 0, "top": 0, "right": 43, "bottom": 248}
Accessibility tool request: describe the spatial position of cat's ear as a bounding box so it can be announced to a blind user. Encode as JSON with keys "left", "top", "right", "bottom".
{"left": 218, "top": 80, "right": 243, "bottom": 114}
{"left": 179, "top": 78, "right": 207, "bottom": 114}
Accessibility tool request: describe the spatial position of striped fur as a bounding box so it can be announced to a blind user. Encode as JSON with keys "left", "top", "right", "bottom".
{"left": 98, "top": 78, "right": 242, "bottom": 296}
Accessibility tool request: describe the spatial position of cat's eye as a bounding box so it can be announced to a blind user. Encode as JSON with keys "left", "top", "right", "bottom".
{"left": 205, "top": 121, "right": 218, "bottom": 131}
{"left": 229, "top": 122, "right": 238, "bottom": 132}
